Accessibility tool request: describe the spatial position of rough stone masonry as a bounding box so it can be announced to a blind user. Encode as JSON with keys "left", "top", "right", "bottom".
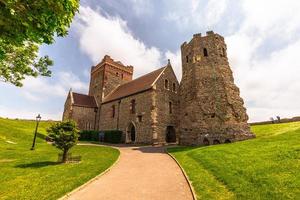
{"left": 63, "top": 31, "right": 255, "bottom": 146}
{"left": 179, "top": 31, "right": 255, "bottom": 145}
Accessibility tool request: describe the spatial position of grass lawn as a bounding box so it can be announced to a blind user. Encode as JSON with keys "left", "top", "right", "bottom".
{"left": 168, "top": 122, "right": 300, "bottom": 200}
{"left": 0, "top": 118, "right": 120, "bottom": 200}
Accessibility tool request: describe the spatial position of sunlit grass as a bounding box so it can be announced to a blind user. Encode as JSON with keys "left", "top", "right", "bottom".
{"left": 0, "top": 118, "right": 119, "bottom": 200}
{"left": 168, "top": 122, "right": 300, "bottom": 200}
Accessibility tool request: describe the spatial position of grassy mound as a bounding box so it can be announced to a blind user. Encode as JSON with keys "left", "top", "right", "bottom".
{"left": 0, "top": 118, "right": 119, "bottom": 200}
{"left": 168, "top": 122, "right": 300, "bottom": 200}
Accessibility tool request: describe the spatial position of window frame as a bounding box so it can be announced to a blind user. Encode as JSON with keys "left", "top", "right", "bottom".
{"left": 203, "top": 48, "right": 208, "bottom": 57}
{"left": 169, "top": 101, "right": 173, "bottom": 114}
{"left": 164, "top": 79, "right": 169, "bottom": 90}
{"left": 130, "top": 99, "right": 136, "bottom": 114}
{"left": 172, "top": 83, "right": 176, "bottom": 92}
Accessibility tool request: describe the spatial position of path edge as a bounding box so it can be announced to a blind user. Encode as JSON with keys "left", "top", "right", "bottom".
{"left": 58, "top": 145, "right": 121, "bottom": 200}
{"left": 165, "top": 148, "right": 197, "bottom": 200}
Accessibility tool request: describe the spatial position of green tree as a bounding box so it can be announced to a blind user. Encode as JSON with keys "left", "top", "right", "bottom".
{"left": 0, "top": 0, "right": 79, "bottom": 86}
{"left": 47, "top": 120, "right": 79, "bottom": 163}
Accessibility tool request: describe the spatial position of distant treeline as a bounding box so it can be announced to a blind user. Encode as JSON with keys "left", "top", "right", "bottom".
{"left": 250, "top": 116, "right": 300, "bottom": 125}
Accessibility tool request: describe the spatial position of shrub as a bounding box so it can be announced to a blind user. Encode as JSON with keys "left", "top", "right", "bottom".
{"left": 79, "top": 130, "right": 99, "bottom": 141}
{"left": 104, "top": 130, "right": 123, "bottom": 144}
{"left": 47, "top": 120, "right": 79, "bottom": 163}
{"left": 79, "top": 130, "right": 123, "bottom": 144}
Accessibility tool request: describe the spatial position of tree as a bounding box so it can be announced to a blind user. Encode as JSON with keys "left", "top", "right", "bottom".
{"left": 270, "top": 117, "right": 275, "bottom": 124}
{"left": 47, "top": 120, "right": 79, "bottom": 163}
{"left": 0, "top": 0, "right": 79, "bottom": 86}
{"left": 276, "top": 116, "right": 281, "bottom": 123}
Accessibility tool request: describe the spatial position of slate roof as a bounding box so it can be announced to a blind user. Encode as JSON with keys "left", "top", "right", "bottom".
{"left": 72, "top": 92, "right": 97, "bottom": 108}
{"left": 102, "top": 66, "right": 166, "bottom": 103}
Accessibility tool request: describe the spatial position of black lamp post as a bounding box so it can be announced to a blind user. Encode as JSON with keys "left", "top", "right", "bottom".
{"left": 30, "top": 114, "right": 42, "bottom": 150}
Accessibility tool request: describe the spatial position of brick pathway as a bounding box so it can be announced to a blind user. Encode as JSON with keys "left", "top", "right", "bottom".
{"left": 65, "top": 145, "right": 193, "bottom": 200}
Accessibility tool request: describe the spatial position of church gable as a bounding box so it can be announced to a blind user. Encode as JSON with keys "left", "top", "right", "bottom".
{"left": 102, "top": 66, "right": 166, "bottom": 104}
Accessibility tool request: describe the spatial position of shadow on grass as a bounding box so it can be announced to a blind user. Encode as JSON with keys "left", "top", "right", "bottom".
{"left": 15, "top": 161, "right": 60, "bottom": 168}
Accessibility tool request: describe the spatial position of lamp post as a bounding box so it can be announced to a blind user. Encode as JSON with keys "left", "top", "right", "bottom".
{"left": 30, "top": 114, "right": 42, "bottom": 150}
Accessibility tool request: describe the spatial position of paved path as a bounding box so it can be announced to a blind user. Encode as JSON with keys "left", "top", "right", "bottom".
{"left": 66, "top": 145, "right": 193, "bottom": 200}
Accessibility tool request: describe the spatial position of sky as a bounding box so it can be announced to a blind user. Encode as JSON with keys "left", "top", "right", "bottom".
{"left": 1, "top": 0, "right": 300, "bottom": 122}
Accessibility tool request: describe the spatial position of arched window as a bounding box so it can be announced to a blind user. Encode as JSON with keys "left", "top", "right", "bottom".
{"left": 112, "top": 105, "right": 115, "bottom": 118}
{"left": 164, "top": 79, "right": 169, "bottom": 89}
{"left": 203, "top": 48, "right": 208, "bottom": 57}
{"left": 130, "top": 99, "right": 136, "bottom": 114}
{"left": 172, "top": 83, "right": 176, "bottom": 92}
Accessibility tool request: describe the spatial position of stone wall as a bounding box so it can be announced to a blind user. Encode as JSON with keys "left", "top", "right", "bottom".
{"left": 89, "top": 67, "right": 105, "bottom": 105}
{"left": 152, "top": 65, "right": 180, "bottom": 143}
{"left": 62, "top": 92, "right": 72, "bottom": 121}
{"left": 99, "top": 90, "right": 155, "bottom": 144}
{"left": 71, "top": 106, "right": 97, "bottom": 130}
{"left": 179, "top": 32, "right": 255, "bottom": 145}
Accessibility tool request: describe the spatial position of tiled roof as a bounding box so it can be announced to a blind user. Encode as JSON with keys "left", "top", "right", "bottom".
{"left": 102, "top": 66, "right": 166, "bottom": 103}
{"left": 72, "top": 92, "right": 97, "bottom": 108}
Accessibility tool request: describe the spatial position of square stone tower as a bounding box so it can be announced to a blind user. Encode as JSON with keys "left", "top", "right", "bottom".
{"left": 88, "top": 55, "right": 134, "bottom": 105}
{"left": 179, "top": 31, "right": 255, "bottom": 145}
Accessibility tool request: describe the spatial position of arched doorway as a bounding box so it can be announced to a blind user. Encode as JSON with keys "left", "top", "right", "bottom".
{"left": 203, "top": 138, "right": 209, "bottom": 146}
{"left": 127, "top": 122, "right": 136, "bottom": 142}
{"left": 166, "top": 126, "right": 176, "bottom": 143}
{"left": 213, "top": 139, "right": 220, "bottom": 145}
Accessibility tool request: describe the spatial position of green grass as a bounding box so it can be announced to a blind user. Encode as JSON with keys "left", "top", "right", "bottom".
{"left": 0, "top": 118, "right": 120, "bottom": 200}
{"left": 168, "top": 122, "right": 300, "bottom": 200}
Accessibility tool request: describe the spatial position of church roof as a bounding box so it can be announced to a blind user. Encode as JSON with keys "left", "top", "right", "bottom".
{"left": 102, "top": 66, "right": 167, "bottom": 103}
{"left": 72, "top": 92, "right": 98, "bottom": 108}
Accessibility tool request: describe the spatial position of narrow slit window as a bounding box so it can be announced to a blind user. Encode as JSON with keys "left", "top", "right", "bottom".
{"left": 172, "top": 83, "right": 176, "bottom": 92}
{"left": 204, "top": 48, "right": 208, "bottom": 57}
{"left": 131, "top": 99, "right": 136, "bottom": 114}
{"left": 186, "top": 55, "right": 189, "bottom": 63}
{"left": 222, "top": 48, "right": 226, "bottom": 57}
{"left": 169, "top": 102, "right": 173, "bottom": 114}
{"left": 138, "top": 115, "right": 143, "bottom": 122}
{"left": 112, "top": 105, "right": 115, "bottom": 118}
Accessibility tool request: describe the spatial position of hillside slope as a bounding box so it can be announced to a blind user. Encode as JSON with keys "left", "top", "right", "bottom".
{"left": 169, "top": 122, "right": 300, "bottom": 200}
{"left": 0, "top": 118, "right": 119, "bottom": 200}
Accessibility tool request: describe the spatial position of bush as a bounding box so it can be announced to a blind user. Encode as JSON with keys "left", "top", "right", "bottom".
{"left": 47, "top": 120, "right": 79, "bottom": 163}
{"left": 104, "top": 130, "right": 123, "bottom": 144}
{"left": 79, "top": 130, "right": 123, "bottom": 144}
{"left": 79, "top": 130, "right": 99, "bottom": 141}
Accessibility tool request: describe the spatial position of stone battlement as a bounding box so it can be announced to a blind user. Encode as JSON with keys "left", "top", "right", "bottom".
{"left": 91, "top": 55, "right": 134, "bottom": 74}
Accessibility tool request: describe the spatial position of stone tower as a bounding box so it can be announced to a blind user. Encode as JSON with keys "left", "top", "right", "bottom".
{"left": 88, "top": 55, "right": 133, "bottom": 105}
{"left": 179, "top": 31, "right": 255, "bottom": 145}
{"left": 88, "top": 55, "right": 133, "bottom": 130}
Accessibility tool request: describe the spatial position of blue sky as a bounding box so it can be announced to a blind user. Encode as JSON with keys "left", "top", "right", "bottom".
{"left": 1, "top": 0, "right": 300, "bottom": 122}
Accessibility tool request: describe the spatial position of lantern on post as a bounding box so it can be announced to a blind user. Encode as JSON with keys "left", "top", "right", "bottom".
{"left": 30, "top": 114, "right": 42, "bottom": 150}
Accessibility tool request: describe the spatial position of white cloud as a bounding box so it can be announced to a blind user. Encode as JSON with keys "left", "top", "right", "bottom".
{"left": 21, "top": 71, "right": 88, "bottom": 102}
{"left": 129, "top": 0, "right": 153, "bottom": 16}
{"left": 74, "top": 6, "right": 162, "bottom": 78}
{"left": 163, "top": 0, "right": 227, "bottom": 30}
{"left": 204, "top": 0, "right": 228, "bottom": 27}
{"left": 225, "top": 0, "right": 300, "bottom": 122}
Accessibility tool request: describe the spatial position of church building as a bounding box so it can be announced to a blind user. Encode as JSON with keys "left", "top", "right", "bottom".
{"left": 63, "top": 31, "right": 255, "bottom": 145}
